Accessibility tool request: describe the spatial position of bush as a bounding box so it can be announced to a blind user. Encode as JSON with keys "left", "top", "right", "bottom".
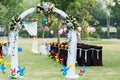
{"left": 19, "top": 30, "right": 29, "bottom": 38}
{"left": 91, "top": 32, "right": 100, "bottom": 38}
{"left": 96, "top": 27, "right": 107, "bottom": 38}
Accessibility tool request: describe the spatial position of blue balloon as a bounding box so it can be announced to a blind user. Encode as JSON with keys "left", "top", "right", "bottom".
{"left": 18, "top": 47, "right": 22, "bottom": 52}
{"left": 43, "top": 18, "right": 47, "bottom": 23}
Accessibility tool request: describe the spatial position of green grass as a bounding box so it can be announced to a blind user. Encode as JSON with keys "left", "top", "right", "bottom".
{"left": 0, "top": 38, "right": 120, "bottom": 80}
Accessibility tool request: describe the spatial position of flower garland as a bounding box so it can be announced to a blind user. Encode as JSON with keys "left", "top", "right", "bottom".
{"left": 65, "top": 15, "right": 79, "bottom": 30}
{"left": 9, "top": 14, "right": 23, "bottom": 31}
{"left": 36, "top": 2, "right": 54, "bottom": 16}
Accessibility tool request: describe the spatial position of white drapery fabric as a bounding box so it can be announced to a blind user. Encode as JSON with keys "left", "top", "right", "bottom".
{"left": 23, "top": 21, "right": 37, "bottom": 36}
{"left": 23, "top": 21, "right": 38, "bottom": 53}
{"left": 53, "top": 8, "right": 68, "bottom": 18}
{"left": 19, "top": 8, "right": 36, "bottom": 19}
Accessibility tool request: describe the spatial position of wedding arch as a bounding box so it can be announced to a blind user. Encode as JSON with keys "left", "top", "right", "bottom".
{"left": 9, "top": 2, "right": 79, "bottom": 79}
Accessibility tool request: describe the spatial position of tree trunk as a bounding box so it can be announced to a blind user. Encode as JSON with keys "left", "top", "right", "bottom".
{"left": 57, "top": 15, "right": 61, "bottom": 44}
{"left": 107, "top": 14, "right": 110, "bottom": 38}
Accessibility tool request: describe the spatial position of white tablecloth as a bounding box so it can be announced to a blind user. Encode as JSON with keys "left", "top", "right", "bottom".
{"left": 39, "top": 44, "right": 47, "bottom": 55}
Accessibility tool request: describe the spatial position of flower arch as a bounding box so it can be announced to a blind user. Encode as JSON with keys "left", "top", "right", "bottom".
{"left": 9, "top": 2, "right": 79, "bottom": 79}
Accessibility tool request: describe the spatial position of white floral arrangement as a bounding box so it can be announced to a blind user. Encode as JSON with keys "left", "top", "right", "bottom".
{"left": 36, "top": 2, "right": 54, "bottom": 15}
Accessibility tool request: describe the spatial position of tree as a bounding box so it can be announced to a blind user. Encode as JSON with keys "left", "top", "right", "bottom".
{"left": 67, "top": 0, "right": 98, "bottom": 39}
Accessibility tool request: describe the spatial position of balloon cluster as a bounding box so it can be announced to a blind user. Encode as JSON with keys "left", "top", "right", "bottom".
{"left": 10, "top": 66, "right": 25, "bottom": 78}
{"left": 9, "top": 14, "right": 23, "bottom": 31}
{"left": 87, "top": 27, "right": 96, "bottom": 33}
{"left": 79, "top": 65, "right": 86, "bottom": 76}
{"left": 65, "top": 15, "right": 79, "bottom": 30}
{"left": 36, "top": 2, "right": 54, "bottom": 15}
{"left": 58, "top": 28, "right": 68, "bottom": 35}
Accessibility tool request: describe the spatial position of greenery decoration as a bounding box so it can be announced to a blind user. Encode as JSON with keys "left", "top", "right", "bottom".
{"left": 65, "top": 15, "right": 79, "bottom": 30}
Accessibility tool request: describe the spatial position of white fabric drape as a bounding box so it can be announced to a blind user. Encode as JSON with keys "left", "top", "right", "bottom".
{"left": 23, "top": 21, "right": 38, "bottom": 53}
{"left": 53, "top": 8, "right": 68, "bottom": 18}
{"left": 19, "top": 7, "right": 36, "bottom": 19}
{"left": 23, "top": 21, "right": 37, "bottom": 36}
{"left": 66, "top": 30, "right": 79, "bottom": 79}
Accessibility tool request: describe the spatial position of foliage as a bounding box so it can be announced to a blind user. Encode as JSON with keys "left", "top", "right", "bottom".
{"left": 67, "top": 0, "right": 98, "bottom": 39}
{"left": 19, "top": 30, "right": 29, "bottom": 38}
{"left": 95, "top": 27, "right": 107, "bottom": 38}
{"left": 110, "top": 0, "right": 120, "bottom": 18}
{"left": 0, "top": 2, "right": 8, "bottom": 25}
{"left": 116, "top": 27, "right": 120, "bottom": 39}
{"left": 0, "top": 0, "right": 120, "bottom": 39}
{"left": 90, "top": 32, "right": 100, "bottom": 38}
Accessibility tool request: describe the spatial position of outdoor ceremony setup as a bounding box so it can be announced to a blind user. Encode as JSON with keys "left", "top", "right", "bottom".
{"left": 0, "top": 1, "right": 104, "bottom": 80}
{"left": 8, "top": 1, "right": 81, "bottom": 79}
{"left": 1, "top": 0, "right": 120, "bottom": 80}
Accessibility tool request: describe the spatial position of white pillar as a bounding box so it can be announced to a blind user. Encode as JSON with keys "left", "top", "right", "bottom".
{"left": 34, "top": 39, "right": 39, "bottom": 53}
{"left": 9, "top": 31, "right": 19, "bottom": 78}
{"left": 66, "top": 30, "right": 79, "bottom": 79}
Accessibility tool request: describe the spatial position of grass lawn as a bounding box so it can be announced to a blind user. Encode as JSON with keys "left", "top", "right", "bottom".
{"left": 0, "top": 38, "right": 120, "bottom": 80}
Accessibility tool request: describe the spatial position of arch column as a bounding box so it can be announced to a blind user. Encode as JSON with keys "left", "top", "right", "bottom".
{"left": 9, "top": 31, "right": 19, "bottom": 78}
{"left": 66, "top": 30, "right": 79, "bottom": 79}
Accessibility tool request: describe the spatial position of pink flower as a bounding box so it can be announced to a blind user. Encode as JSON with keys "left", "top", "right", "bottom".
{"left": 87, "top": 27, "right": 96, "bottom": 33}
